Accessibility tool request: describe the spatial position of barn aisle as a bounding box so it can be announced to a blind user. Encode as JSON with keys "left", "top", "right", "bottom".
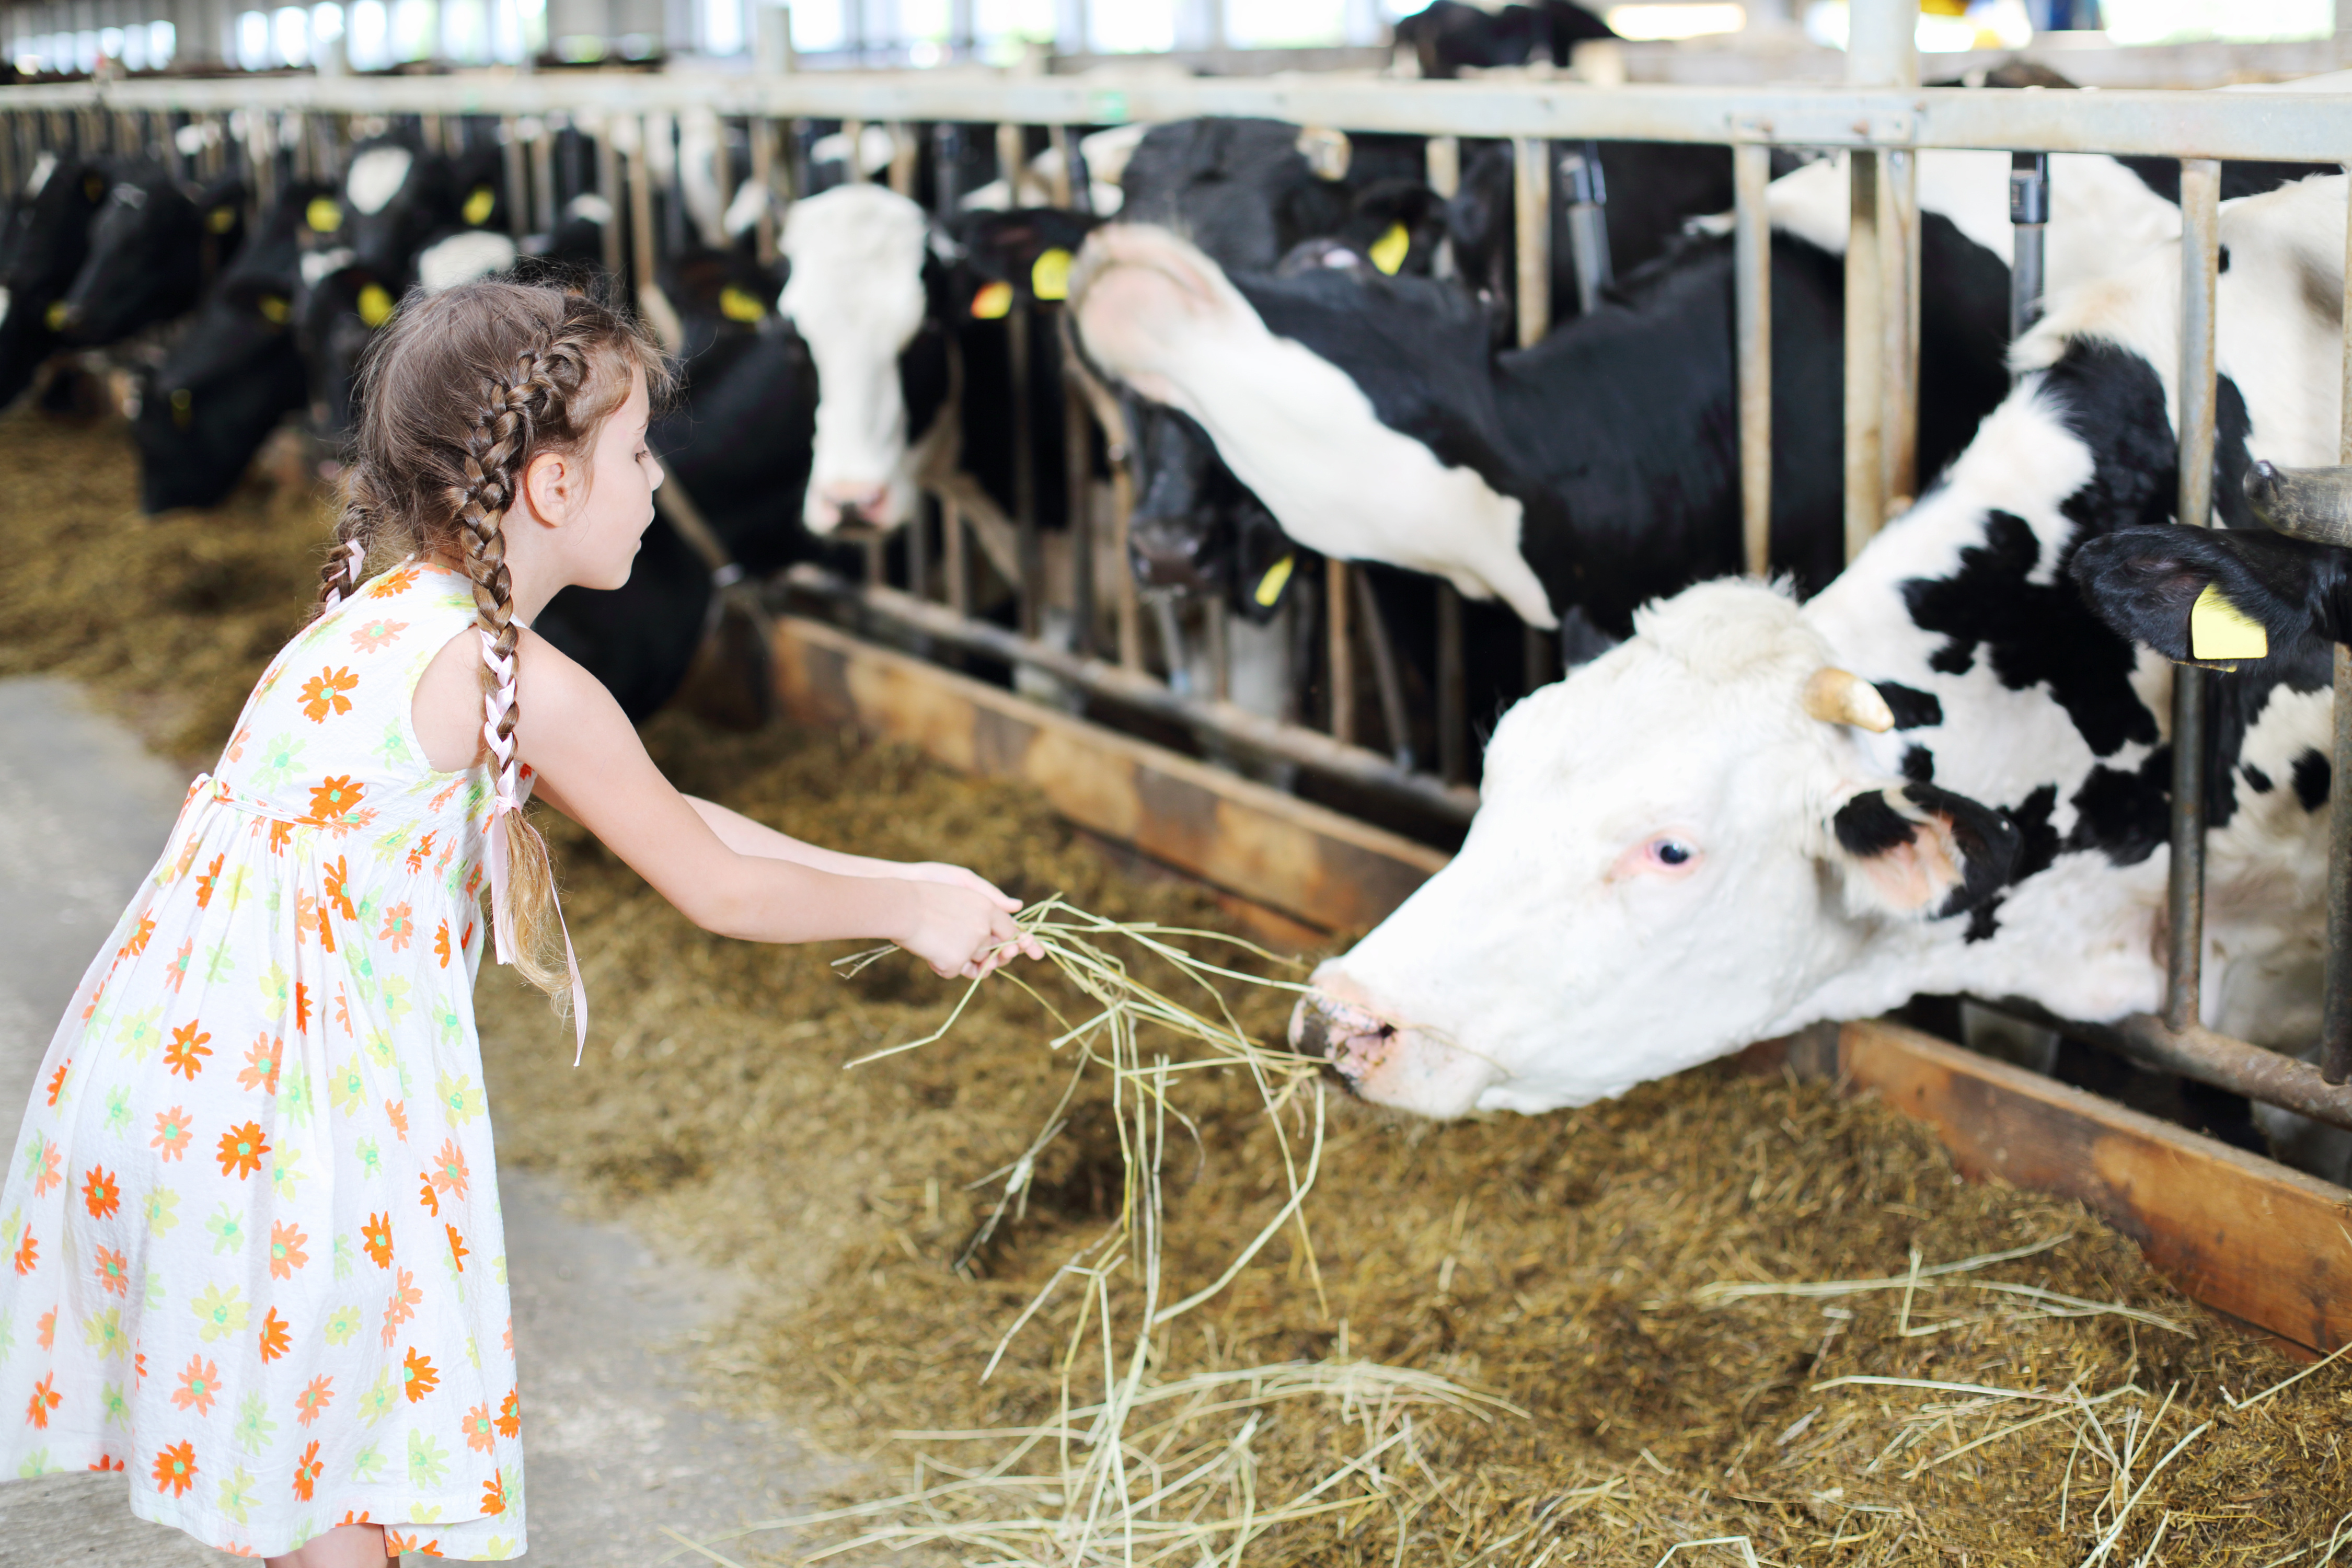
{"left": 0, "top": 675, "right": 845, "bottom": 1565}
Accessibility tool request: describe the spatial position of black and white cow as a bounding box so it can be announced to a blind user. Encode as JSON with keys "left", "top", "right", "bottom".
{"left": 1287, "top": 176, "right": 2345, "bottom": 1177}
{"left": 1391, "top": 0, "right": 1615, "bottom": 76}
{"left": 0, "top": 152, "right": 110, "bottom": 409}
{"left": 48, "top": 158, "right": 215, "bottom": 348}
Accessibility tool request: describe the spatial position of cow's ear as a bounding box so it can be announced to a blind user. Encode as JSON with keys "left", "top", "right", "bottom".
{"left": 1830, "top": 781, "right": 2021, "bottom": 919}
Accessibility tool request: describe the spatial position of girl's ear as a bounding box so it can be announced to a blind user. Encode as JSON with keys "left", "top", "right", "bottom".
{"left": 520, "top": 449, "right": 572, "bottom": 528}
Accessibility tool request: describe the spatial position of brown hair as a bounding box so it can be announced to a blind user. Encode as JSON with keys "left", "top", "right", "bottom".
{"left": 320, "top": 276, "right": 670, "bottom": 998}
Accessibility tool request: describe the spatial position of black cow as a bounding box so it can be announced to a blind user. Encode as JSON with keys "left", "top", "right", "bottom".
{"left": 50, "top": 158, "right": 208, "bottom": 348}
{"left": 0, "top": 153, "right": 110, "bottom": 409}
{"left": 1392, "top": 0, "right": 1615, "bottom": 76}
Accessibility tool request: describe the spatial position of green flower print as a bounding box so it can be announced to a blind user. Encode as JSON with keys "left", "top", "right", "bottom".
{"left": 16, "top": 1448, "right": 49, "bottom": 1480}
{"left": 101, "top": 1085, "right": 130, "bottom": 1136}
{"left": 201, "top": 940, "right": 236, "bottom": 984}
{"left": 356, "top": 1369, "right": 398, "bottom": 1426}
{"left": 251, "top": 732, "right": 306, "bottom": 792}
{"left": 270, "top": 1144, "right": 306, "bottom": 1201}
{"left": 374, "top": 720, "right": 413, "bottom": 768}
{"left": 281, "top": 1065, "right": 316, "bottom": 1125}
{"left": 233, "top": 1389, "right": 279, "bottom": 1455}
{"left": 217, "top": 1464, "right": 259, "bottom": 1524}
{"left": 205, "top": 1203, "right": 245, "bottom": 1255}
{"left": 378, "top": 974, "right": 413, "bottom": 1022}
{"left": 258, "top": 962, "right": 291, "bottom": 1018}
{"left": 79, "top": 1308, "right": 125, "bottom": 1358}
{"left": 331, "top": 1238, "right": 355, "bottom": 1285}
{"left": 144, "top": 1187, "right": 180, "bottom": 1239}
{"left": 144, "top": 1270, "right": 165, "bottom": 1311}
{"left": 190, "top": 1282, "right": 247, "bottom": 1343}
{"left": 351, "top": 1442, "right": 386, "bottom": 1482}
{"left": 356, "top": 1138, "right": 382, "bottom": 1180}
{"left": 113, "top": 1005, "right": 163, "bottom": 1059}
{"left": 100, "top": 1382, "right": 128, "bottom": 1427}
{"left": 437, "top": 1071, "right": 486, "bottom": 1126}
{"left": 407, "top": 1429, "right": 452, "bottom": 1490}
{"left": 362, "top": 1030, "right": 395, "bottom": 1070}
{"left": 328, "top": 1058, "right": 368, "bottom": 1115}
{"left": 324, "top": 1303, "right": 361, "bottom": 1344}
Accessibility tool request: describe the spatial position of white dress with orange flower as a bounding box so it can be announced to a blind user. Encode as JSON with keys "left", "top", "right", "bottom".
{"left": 0, "top": 560, "right": 526, "bottom": 1558}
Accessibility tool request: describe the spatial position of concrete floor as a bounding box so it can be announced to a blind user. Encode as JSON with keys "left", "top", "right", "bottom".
{"left": 0, "top": 677, "right": 843, "bottom": 1565}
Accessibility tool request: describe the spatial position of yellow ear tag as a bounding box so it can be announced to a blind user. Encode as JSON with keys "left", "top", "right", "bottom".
{"left": 207, "top": 205, "right": 237, "bottom": 234}
{"left": 257, "top": 294, "right": 291, "bottom": 325}
{"left": 1031, "top": 247, "right": 1072, "bottom": 302}
{"left": 1254, "top": 554, "right": 1296, "bottom": 608}
{"left": 971, "top": 280, "right": 1013, "bottom": 320}
{"left": 43, "top": 299, "right": 68, "bottom": 330}
{"left": 356, "top": 283, "right": 395, "bottom": 329}
{"left": 1368, "top": 222, "right": 1410, "bottom": 276}
{"left": 305, "top": 197, "right": 343, "bottom": 233}
{"left": 169, "top": 387, "right": 193, "bottom": 429}
{"left": 462, "top": 185, "right": 496, "bottom": 226}
{"left": 717, "top": 284, "right": 767, "bottom": 323}
{"left": 2190, "top": 582, "right": 2267, "bottom": 663}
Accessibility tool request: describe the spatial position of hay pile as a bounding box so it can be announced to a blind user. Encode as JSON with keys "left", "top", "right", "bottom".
{"left": 7, "top": 406, "right": 2351, "bottom": 1564}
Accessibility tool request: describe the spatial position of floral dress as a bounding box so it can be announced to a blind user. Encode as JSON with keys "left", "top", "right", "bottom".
{"left": 0, "top": 560, "right": 526, "bottom": 1558}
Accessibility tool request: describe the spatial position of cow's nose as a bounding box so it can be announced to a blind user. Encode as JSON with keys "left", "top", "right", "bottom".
{"left": 818, "top": 481, "right": 890, "bottom": 525}
{"left": 1286, "top": 989, "right": 1398, "bottom": 1090}
{"left": 1129, "top": 522, "right": 1215, "bottom": 593}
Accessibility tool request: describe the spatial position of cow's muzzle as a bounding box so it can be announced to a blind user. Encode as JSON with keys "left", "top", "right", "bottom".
{"left": 1129, "top": 517, "right": 1219, "bottom": 595}
{"left": 1286, "top": 990, "right": 1399, "bottom": 1091}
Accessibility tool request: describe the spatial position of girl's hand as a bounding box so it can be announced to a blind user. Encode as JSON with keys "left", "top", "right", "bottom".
{"left": 899, "top": 882, "right": 1046, "bottom": 979}
{"left": 896, "top": 861, "right": 1023, "bottom": 913}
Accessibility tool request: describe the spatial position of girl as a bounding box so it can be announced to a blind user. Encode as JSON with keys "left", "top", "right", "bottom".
{"left": 0, "top": 278, "right": 1040, "bottom": 1563}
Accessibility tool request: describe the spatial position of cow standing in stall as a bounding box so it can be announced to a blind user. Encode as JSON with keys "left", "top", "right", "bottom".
{"left": 1286, "top": 176, "right": 2350, "bottom": 1176}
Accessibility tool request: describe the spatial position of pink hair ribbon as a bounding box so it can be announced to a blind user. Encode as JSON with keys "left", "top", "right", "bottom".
{"left": 479, "top": 627, "right": 589, "bottom": 1065}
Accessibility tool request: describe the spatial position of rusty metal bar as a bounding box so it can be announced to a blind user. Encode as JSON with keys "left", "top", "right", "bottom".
{"left": 1883, "top": 145, "right": 1920, "bottom": 511}
{"left": 595, "top": 122, "right": 624, "bottom": 282}
{"left": 1353, "top": 568, "right": 1416, "bottom": 772}
{"left": 1985, "top": 1001, "right": 2352, "bottom": 1135}
{"left": 1064, "top": 370, "right": 1095, "bottom": 657}
{"left": 944, "top": 497, "right": 971, "bottom": 616}
{"left": 2324, "top": 176, "right": 2352, "bottom": 1086}
{"left": 2009, "top": 151, "right": 2048, "bottom": 351}
{"left": 1436, "top": 584, "right": 1467, "bottom": 786}
{"left": 1207, "top": 597, "right": 1231, "bottom": 701}
{"left": 627, "top": 116, "right": 659, "bottom": 305}
{"left": 501, "top": 116, "right": 527, "bottom": 239}
{"left": 1326, "top": 557, "right": 1356, "bottom": 745}
{"left": 1734, "top": 137, "right": 1772, "bottom": 578}
{"left": 1844, "top": 148, "right": 1884, "bottom": 561}
{"left": 1511, "top": 134, "right": 1551, "bottom": 345}
{"left": 886, "top": 120, "right": 917, "bottom": 197}
{"left": 2166, "top": 158, "right": 2223, "bottom": 1034}
{"left": 786, "top": 567, "right": 1480, "bottom": 826}
{"left": 995, "top": 121, "right": 1023, "bottom": 204}
{"left": 529, "top": 120, "right": 556, "bottom": 235}
{"left": 843, "top": 117, "right": 867, "bottom": 182}
{"left": 748, "top": 116, "right": 777, "bottom": 266}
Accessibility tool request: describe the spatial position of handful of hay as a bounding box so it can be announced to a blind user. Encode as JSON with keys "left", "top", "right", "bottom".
{"left": 670, "top": 898, "right": 1520, "bottom": 1565}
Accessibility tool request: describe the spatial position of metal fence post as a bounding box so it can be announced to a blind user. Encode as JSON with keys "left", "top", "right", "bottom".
{"left": 2167, "top": 158, "right": 2222, "bottom": 1034}
{"left": 1427, "top": 132, "right": 1467, "bottom": 770}
{"left": 1734, "top": 134, "right": 1773, "bottom": 578}
{"left": 2009, "top": 151, "right": 2048, "bottom": 351}
{"left": 1883, "top": 144, "right": 1920, "bottom": 510}
{"left": 2323, "top": 175, "right": 2352, "bottom": 1083}
{"left": 1326, "top": 555, "right": 1356, "bottom": 744}
{"left": 595, "top": 121, "right": 624, "bottom": 283}
{"left": 1843, "top": 0, "right": 1915, "bottom": 560}
{"left": 1512, "top": 134, "right": 1555, "bottom": 690}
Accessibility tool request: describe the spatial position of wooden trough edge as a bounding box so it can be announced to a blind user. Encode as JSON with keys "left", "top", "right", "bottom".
{"left": 771, "top": 614, "right": 2352, "bottom": 1356}
{"left": 1744, "top": 1021, "right": 2352, "bottom": 1356}
{"left": 769, "top": 614, "right": 1447, "bottom": 935}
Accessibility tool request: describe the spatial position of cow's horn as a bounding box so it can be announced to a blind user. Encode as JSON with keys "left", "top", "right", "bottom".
{"left": 1803, "top": 667, "right": 1896, "bottom": 732}
{"left": 2245, "top": 460, "right": 2352, "bottom": 548}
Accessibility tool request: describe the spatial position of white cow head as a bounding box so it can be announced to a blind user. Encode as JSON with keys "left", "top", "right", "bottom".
{"left": 780, "top": 184, "right": 935, "bottom": 534}
{"left": 1290, "top": 581, "right": 2020, "bottom": 1117}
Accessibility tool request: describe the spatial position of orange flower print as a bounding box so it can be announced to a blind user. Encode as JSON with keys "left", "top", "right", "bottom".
{"left": 194, "top": 853, "right": 226, "bottom": 908}
{"left": 164, "top": 1020, "right": 212, "bottom": 1080}
{"left": 267, "top": 818, "right": 294, "bottom": 856}
{"left": 81, "top": 1165, "right": 120, "bottom": 1220}
{"left": 368, "top": 565, "right": 420, "bottom": 598}
{"left": 361, "top": 1213, "right": 394, "bottom": 1269}
{"left": 433, "top": 919, "right": 453, "bottom": 969}
{"left": 297, "top": 666, "right": 360, "bottom": 723}
{"left": 237, "top": 1035, "right": 282, "bottom": 1096}
{"left": 401, "top": 1346, "right": 440, "bottom": 1404}
{"left": 382, "top": 1532, "right": 440, "bottom": 1557}
{"left": 226, "top": 726, "right": 249, "bottom": 763}
{"left": 31, "top": 1140, "right": 60, "bottom": 1196}
{"left": 268, "top": 1221, "right": 308, "bottom": 1279}
{"left": 45, "top": 1060, "right": 71, "bottom": 1108}
{"left": 379, "top": 902, "right": 415, "bottom": 952}
{"left": 88, "top": 1454, "right": 124, "bottom": 1472}
{"left": 36, "top": 1308, "right": 53, "bottom": 1350}
{"left": 292, "top": 1439, "right": 322, "bottom": 1501}
{"left": 316, "top": 901, "right": 337, "bottom": 954}
{"left": 495, "top": 1389, "right": 521, "bottom": 1439}
{"left": 480, "top": 1471, "right": 506, "bottom": 1515}
{"left": 461, "top": 1402, "right": 497, "bottom": 1455}
{"left": 417, "top": 1175, "right": 439, "bottom": 1218}
{"left": 385, "top": 1100, "right": 409, "bottom": 1142}
{"left": 151, "top": 1106, "right": 192, "bottom": 1161}
{"left": 10, "top": 1226, "right": 35, "bottom": 1275}
{"left": 25, "top": 1373, "right": 59, "bottom": 1429}
{"left": 407, "top": 832, "right": 437, "bottom": 874}
{"left": 171, "top": 1355, "right": 221, "bottom": 1417}
{"left": 337, "top": 1511, "right": 373, "bottom": 1527}
{"left": 93, "top": 1246, "right": 129, "bottom": 1297}
{"left": 446, "top": 1224, "right": 468, "bottom": 1273}
{"left": 163, "top": 939, "right": 194, "bottom": 993}
{"left": 350, "top": 617, "right": 407, "bottom": 652}
{"left": 305, "top": 775, "right": 365, "bottom": 825}
{"left": 295, "top": 1375, "right": 333, "bottom": 1427}
{"left": 294, "top": 982, "right": 312, "bottom": 1035}
{"left": 216, "top": 1121, "right": 270, "bottom": 1180}
{"left": 322, "top": 856, "right": 357, "bottom": 921}
{"left": 152, "top": 1440, "right": 197, "bottom": 1497}
{"left": 427, "top": 1139, "right": 470, "bottom": 1202}
{"left": 382, "top": 1268, "right": 422, "bottom": 1346}
{"left": 258, "top": 1306, "right": 292, "bottom": 1362}
{"left": 119, "top": 913, "right": 154, "bottom": 960}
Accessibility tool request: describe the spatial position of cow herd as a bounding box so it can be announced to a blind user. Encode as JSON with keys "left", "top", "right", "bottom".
{"left": 6, "top": 67, "right": 2352, "bottom": 1179}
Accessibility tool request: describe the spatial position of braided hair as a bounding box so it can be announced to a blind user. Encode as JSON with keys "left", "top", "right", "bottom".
{"left": 320, "top": 278, "right": 668, "bottom": 999}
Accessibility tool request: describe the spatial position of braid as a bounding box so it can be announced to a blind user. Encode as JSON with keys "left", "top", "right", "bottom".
{"left": 314, "top": 470, "right": 383, "bottom": 613}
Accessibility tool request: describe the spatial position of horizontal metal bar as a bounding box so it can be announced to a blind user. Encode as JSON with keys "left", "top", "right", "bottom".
{"left": 10, "top": 73, "right": 2352, "bottom": 160}
{"left": 1985, "top": 998, "right": 2352, "bottom": 1134}
{"left": 780, "top": 565, "right": 1481, "bottom": 827}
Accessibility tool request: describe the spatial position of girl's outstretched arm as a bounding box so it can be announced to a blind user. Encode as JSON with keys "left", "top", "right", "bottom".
{"left": 464, "top": 628, "right": 1038, "bottom": 978}
{"left": 681, "top": 795, "right": 1017, "bottom": 908}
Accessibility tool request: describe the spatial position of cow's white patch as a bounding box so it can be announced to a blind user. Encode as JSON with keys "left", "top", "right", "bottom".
{"left": 24, "top": 152, "right": 55, "bottom": 199}
{"left": 418, "top": 230, "right": 517, "bottom": 292}
{"left": 299, "top": 247, "right": 356, "bottom": 288}
{"left": 0, "top": 287, "right": 11, "bottom": 331}
{"left": 723, "top": 177, "right": 768, "bottom": 240}
{"left": 1306, "top": 176, "right": 2349, "bottom": 1121}
{"left": 780, "top": 185, "right": 935, "bottom": 532}
{"left": 345, "top": 145, "right": 414, "bottom": 216}
{"left": 564, "top": 192, "right": 615, "bottom": 227}
{"left": 1074, "top": 225, "right": 1555, "bottom": 627}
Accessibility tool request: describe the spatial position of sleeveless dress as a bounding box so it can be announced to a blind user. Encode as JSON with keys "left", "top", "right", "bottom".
{"left": 0, "top": 559, "right": 527, "bottom": 1559}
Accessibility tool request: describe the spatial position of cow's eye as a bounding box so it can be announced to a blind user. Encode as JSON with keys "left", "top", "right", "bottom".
{"left": 1650, "top": 839, "right": 1694, "bottom": 868}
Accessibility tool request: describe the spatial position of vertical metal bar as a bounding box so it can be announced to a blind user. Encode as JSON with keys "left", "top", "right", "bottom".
{"left": 1354, "top": 567, "right": 1416, "bottom": 771}
{"left": 1512, "top": 135, "right": 1555, "bottom": 691}
{"left": 1435, "top": 583, "right": 1467, "bottom": 785}
{"left": 709, "top": 115, "right": 734, "bottom": 227}
{"left": 1326, "top": 556, "right": 1356, "bottom": 745}
{"left": 2322, "top": 174, "right": 2352, "bottom": 1085}
{"left": 995, "top": 121, "right": 1024, "bottom": 205}
{"left": 1008, "top": 297, "right": 1041, "bottom": 638}
{"left": 944, "top": 498, "right": 971, "bottom": 616}
{"left": 1734, "top": 137, "right": 1773, "bottom": 579}
{"left": 1844, "top": 147, "right": 1884, "bottom": 561}
{"left": 748, "top": 116, "right": 776, "bottom": 264}
{"left": 932, "top": 121, "right": 964, "bottom": 216}
{"left": 1064, "top": 370, "right": 1094, "bottom": 658}
{"left": 842, "top": 118, "right": 866, "bottom": 182}
{"left": 1207, "top": 597, "right": 1230, "bottom": 702}
{"left": 529, "top": 121, "right": 556, "bottom": 235}
{"left": 1882, "top": 145, "right": 1920, "bottom": 511}
{"left": 1426, "top": 134, "right": 1459, "bottom": 281}
{"left": 886, "top": 122, "right": 916, "bottom": 198}
{"left": 628, "top": 118, "right": 658, "bottom": 302}
{"left": 2166, "top": 158, "right": 2222, "bottom": 1035}
{"left": 1045, "top": 121, "right": 1074, "bottom": 209}
{"left": 2009, "top": 151, "right": 2048, "bottom": 353}
{"left": 596, "top": 122, "right": 624, "bottom": 281}
{"left": 501, "top": 116, "right": 527, "bottom": 239}
{"left": 1559, "top": 142, "right": 1610, "bottom": 316}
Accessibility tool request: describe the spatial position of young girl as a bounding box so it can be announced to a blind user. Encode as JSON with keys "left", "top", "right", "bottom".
{"left": 0, "top": 278, "right": 1039, "bottom": 1563}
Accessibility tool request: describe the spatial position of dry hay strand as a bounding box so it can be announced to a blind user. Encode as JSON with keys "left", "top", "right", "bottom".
{"left": 11, "top": 411, "right": 2352, "bottom": 1565}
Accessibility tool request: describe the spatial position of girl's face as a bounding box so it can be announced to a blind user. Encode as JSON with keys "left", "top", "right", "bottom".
{"left": 566, "top": 365, "right": 663, "bottom": 591}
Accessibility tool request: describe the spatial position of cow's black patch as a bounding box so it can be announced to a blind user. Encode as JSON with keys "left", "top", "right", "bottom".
{"left": 2218, "top": 244, "right": 2231, "bottom": 274}
{"left": 1832, "top": 789, "right": 1912, "bottom": 859}
{"left": 2067, "top": 750, "right": 2172, "bottom": 867}
{"left": 1878, "top": 682, "right": 1944, "bottom": 730}
{"left": 1901, "top": 745, "right": 1935, "bottom": 783}
{"left": 1964, "top": 783, "right": 2060, "bottom": 944}
{"left": 2213, "top": 375, "right": 2256, "bottom": 532}
{"left": 2114, "top": 157, "right": 2342, "bottom": 205}
{"left": 2244, "top": 762, "right": 2274, "bottom": 793}
{"left": 1908, "top": 781, "right": 2024, "bottom": 918}
{"left": 2293, "top": 747, "right": 2332, "bottom": 812}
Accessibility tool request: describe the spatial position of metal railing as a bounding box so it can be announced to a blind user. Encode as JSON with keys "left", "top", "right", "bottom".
{"left": 10, "top": 25, "right": 2352, "bottom": 1142}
